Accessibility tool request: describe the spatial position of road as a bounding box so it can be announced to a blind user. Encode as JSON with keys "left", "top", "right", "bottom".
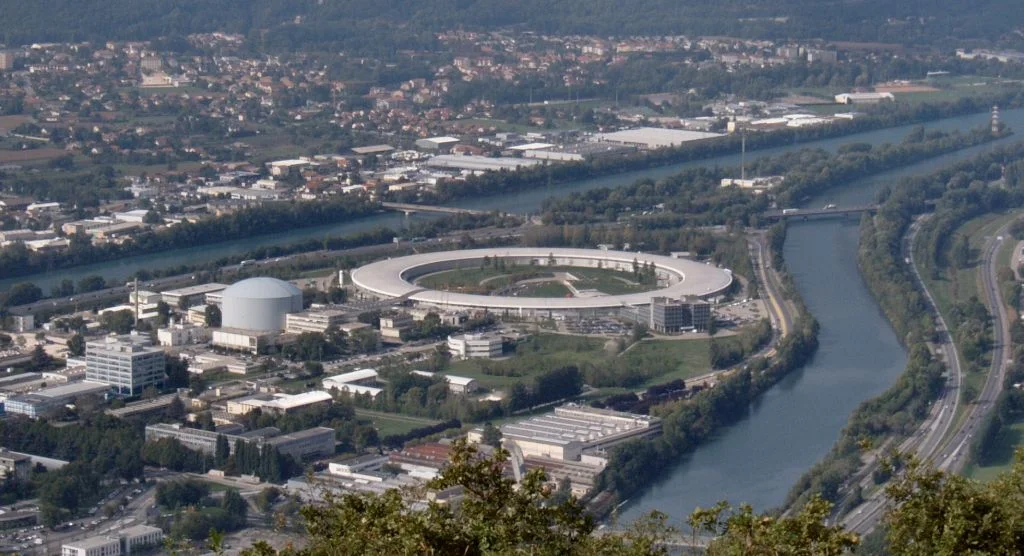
{"left": 936, "top": 220, "right": 1013, "bottom": 474}
{"left": 8, "top": 226, "right": 525, "bottom": 316}
{"left": 841, "top": 217, "right": 1014, "bottom": 535}
{"left": 749, "top": 231, "right": 793, "bottom": 339}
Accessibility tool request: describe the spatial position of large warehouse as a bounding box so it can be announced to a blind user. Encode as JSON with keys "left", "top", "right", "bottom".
{"left": 221, "top": 277, "right": 303, "bottom": 332}
{"left": 350, "top": 247, "right": 732, "bottom": 320}
{"left": 591, "top": 127, "right": 724, "bottom": 149}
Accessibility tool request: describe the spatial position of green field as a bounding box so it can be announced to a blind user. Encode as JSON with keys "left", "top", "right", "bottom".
{"left": 355, "top": 409, "right": 442, "bottom": 436}
{"left": 517, "top": 282, "right": 572, "bottom": 297}
{"left": 965, "top": 418, "right": 1024, "bottom": 482}
{"left": 446, "top": 333, "right": 725, "bottom": 393}
{"left": 416, "top": 265, "right": 659, "bottom": 297}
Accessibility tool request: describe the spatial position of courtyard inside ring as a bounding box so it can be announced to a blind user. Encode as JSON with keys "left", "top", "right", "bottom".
{"left": 350, "top": 247, "right": 733, "bottom": 319}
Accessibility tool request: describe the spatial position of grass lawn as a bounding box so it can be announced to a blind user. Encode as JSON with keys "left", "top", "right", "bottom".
{"left": 447, "top": 332, "right": 725, "bottom": 392}
{"left": 625, "top": 338, "right": 719, "bottom": 386}
{"left": 517, "top": 281, "right": 572, "bottom": 297}
{"left": 356, "top": 409, "right": 442, "bottom": 436}
{"left": 416, "top": 265, "right": 658, "bottom": 296}
{"left": 965, "top": 417, "right": 1024, "bottom": 482}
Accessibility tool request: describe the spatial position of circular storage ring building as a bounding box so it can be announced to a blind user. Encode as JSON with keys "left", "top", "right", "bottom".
{"left": 221, "top": 277, "right": 303, "bottom": 332}
{"left": 350, "top": 247, "right": 733, "bottom": 319}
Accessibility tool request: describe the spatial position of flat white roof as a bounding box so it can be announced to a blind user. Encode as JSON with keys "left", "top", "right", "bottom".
{"left": 323, "top": 368, "right": 378, "bottom": 385}
{"left": 592, "top": 127, "right": 723, "bottom": 148}
{"left": 267, "top": 390, "right": 333, "bottom": 409}
{"left": 334, "top": 384, "right": 382, "bottom": 397}
{"left": 350, "top": 247, "right": 732, "bottom": 311}
{"left": 509, "top": 142, "right": 556, "bottom": 151}
{"left": 161, "top": 283, "right": 228, "bottom": 296}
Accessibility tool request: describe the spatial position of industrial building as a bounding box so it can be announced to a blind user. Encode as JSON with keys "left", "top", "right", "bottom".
{"left": 834, "top": 92, "right": 895, "bottom": 104}
{"left": 425, "top": 155, "right": 543, "bottom": 172}
{"left": 160, "top": 283, "right": 227, "bottom": 308}
{"left": 285, "top": 309, "right": 348, "bottom": 334}
{"left": 351, "top": 247, "right": 732, "bottom": 320}
{"left": 144, "top": 423, "right": 335, "bottom": 460}
{"left": 446, "top": 333, "right": 502, "bottom": 359}
{"left": 414, "top": 136, "right": 460, "bottom": 152}
{"left": 410, "top": 371, "right": 481, "bottom": 394}
{"left": 4, "top": 381, "right": 111, "bottom": 418}
{"left": 220, "top": 277, "right": 303, "bottom": 332}
{"left": 225, "top": 390, "right": 333, "bottom": 416}
{"left": 322, "top": 369, "right": 383, "bottom": 398}
{"left": 649, "top": 296, "right": 711, "bottom": 333}
{"left": 590, "top": 127, "right": 723, "bottom": 149}
{"left": 85, "top": 334, "right": 166, "bottom": 395}
{"left": 472, "top": 404, "right": 662, "bottom": 462}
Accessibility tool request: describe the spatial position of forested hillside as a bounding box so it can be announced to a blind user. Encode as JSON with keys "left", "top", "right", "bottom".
{"left": 0, "top": 0, "right": 1020, "bottom": 47}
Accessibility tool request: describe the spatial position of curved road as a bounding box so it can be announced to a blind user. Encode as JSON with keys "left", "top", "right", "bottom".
{"left": 842, "top": 216, "right": 1014, "bottom": 535}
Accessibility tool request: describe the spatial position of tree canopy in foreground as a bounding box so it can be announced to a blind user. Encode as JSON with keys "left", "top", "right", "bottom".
{"left": 237, "top": 439, "right": 1024, "bottom": 555}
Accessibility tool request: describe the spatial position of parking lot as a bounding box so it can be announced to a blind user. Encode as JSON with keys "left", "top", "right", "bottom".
{"left": 562, "top": 318, "right": 630, "bottom": 336}
{"left": 715, "top": 298, "right": 768, "bottom": 327}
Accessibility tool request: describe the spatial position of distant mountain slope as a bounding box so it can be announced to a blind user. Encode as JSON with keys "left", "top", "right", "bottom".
{"left": 0, "top": 0, "right": 1019, "bottom": 46}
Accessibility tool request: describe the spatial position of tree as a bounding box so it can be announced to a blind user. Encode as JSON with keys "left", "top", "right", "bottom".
{"left": 156, "top": 301, "right": 172, "bottom": 326}
{"left": 4, "top": 282, "right": 42, "bottom": 306}
{"left": 143, "top": 210, "right": 162, "bottom": 225}
{"left": 882, "top": 454, "right": 1024, "bottom": 555}
{"left": 241, "top": 439, "right": 672, "bottom": 556}
{"left": 167, "top": 396, "right": 185, "bottom": 420}
{"left": 481, "top": 422, "right": 502, "bottom": 448}
{"left": 205, "top": 304, "right": 222, "bottom": 327}
{"left": 67, "top": 333, "right": 85, "bottom": 357}
{"left": 691, "top": 495, "right": 859, "bottom": 555}
{"left": 215, "top": 434, "right": 230, "bottom": 467}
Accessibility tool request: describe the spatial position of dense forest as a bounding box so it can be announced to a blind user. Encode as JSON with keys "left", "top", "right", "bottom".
{"left": 0, "top": 0, "right": 1021, "bottom": 48}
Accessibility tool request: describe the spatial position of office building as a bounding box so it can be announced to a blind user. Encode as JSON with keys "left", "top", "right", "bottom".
{"left": 265, "top": 427, "right": 335, "bottom": 460}
{"left": 160, "top": 283, "right": 227, "bottom": 308}
{"left": 285, "top": 309, "right": 347, "bottom": 334}
{"left": 0, "top": 449, "right": 31, "bottom": 481}
{"left": 447, "top": 333, "right": 502, "bottom": 359}
{"left": 649, "top": 296, "right": 711, "bottom": 333}
{"left": 156, "top": 321, "right": 211, "bottom": 346}
{"left": 61, "top": 525, "right": 163, "bottom": 556}
{"left": 226, "top": 391, "right": 332, "bottom": 416}
{"left": 0, "top": 52, "right": 13, "bottom": 71}
{"left": 61, "top": 536, "right": 121, "bottom": 556}
{"left": 86, "top": 334, "right": 165, "bottom": 395}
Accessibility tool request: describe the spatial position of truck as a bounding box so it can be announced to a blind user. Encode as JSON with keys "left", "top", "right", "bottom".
{"left": 781, "top": 208, "right": 799, "bottom": 215}
{"left": 239, "top": 259, "right": 256, "bottom": 267}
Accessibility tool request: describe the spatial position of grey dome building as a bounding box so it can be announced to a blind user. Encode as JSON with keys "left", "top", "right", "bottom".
{"left": 221, "top": 277, "right": 303, "bottom": 333}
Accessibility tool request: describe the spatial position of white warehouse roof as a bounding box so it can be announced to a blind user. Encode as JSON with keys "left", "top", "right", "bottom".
{"left": 591, "top": 127, "right": 723, "bottom": 149}
{"left": 323, "top": 368, "right": 379, "bottom": 385}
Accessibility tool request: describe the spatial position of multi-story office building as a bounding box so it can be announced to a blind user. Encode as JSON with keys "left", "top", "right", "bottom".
{"left": 145, "top": 423, "right": 335, "bottom": 460}
{"left": 5, "top": 381, "right": 112, "bottom": 418}
{"left": 285, "top": 309, "right": 348, "bottom": 334}
{"left": 446, "top": 333, "right": 502, "bottom": 359}
{"left": 86, "top": 334, "right": 165, "bottom": 395}
{"left": 649, "top": 296, "right": 711, "bottom": 333}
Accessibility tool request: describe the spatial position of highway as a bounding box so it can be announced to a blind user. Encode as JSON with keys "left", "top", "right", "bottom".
{"left": 841, "top": 217, "right": 1014, "bottom": 535}
{"left": 936, "top": 220, "right": 1013, "bottom": 474}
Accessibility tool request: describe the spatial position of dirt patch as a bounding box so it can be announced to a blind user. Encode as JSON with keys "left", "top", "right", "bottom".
{"left": 0, "top": 147, "right": 65, "bottom": 162}
{"left": 0, "top": 115, "right": 31, "bottom": 132}
{"left": 874, "top": 83, "right": 940, "bottom": 93}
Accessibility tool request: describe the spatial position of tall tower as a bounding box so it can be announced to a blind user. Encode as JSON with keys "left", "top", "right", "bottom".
{"left": 992, "top": 105, "right": 1001, "bottom": 136}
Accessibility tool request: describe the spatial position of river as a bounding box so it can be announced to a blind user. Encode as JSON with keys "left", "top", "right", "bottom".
{"left": 5, "top": 106, "right": 1024, "bottom": 525}
{"left": 1, "top": 108, "right": 1015, "bottom": 294}
{"left": 617, "top": 109, "right": 1024, "bottom": 523}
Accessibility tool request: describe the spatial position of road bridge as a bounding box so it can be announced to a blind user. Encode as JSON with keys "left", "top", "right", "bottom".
{"left": 763, "top": 205, "right": 878, "bottom": 221}
{"left": 381, "top": 202, "right": 488, "bottom": 216}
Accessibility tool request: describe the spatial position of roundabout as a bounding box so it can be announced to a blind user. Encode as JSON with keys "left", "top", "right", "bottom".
{"left": 350, "top": 247, "right": 733, "bottom": 319}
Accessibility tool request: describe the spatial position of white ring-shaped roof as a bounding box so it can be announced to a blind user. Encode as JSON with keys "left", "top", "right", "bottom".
{"left": 350, "top": 247, "right": 733, "bottom": 311}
